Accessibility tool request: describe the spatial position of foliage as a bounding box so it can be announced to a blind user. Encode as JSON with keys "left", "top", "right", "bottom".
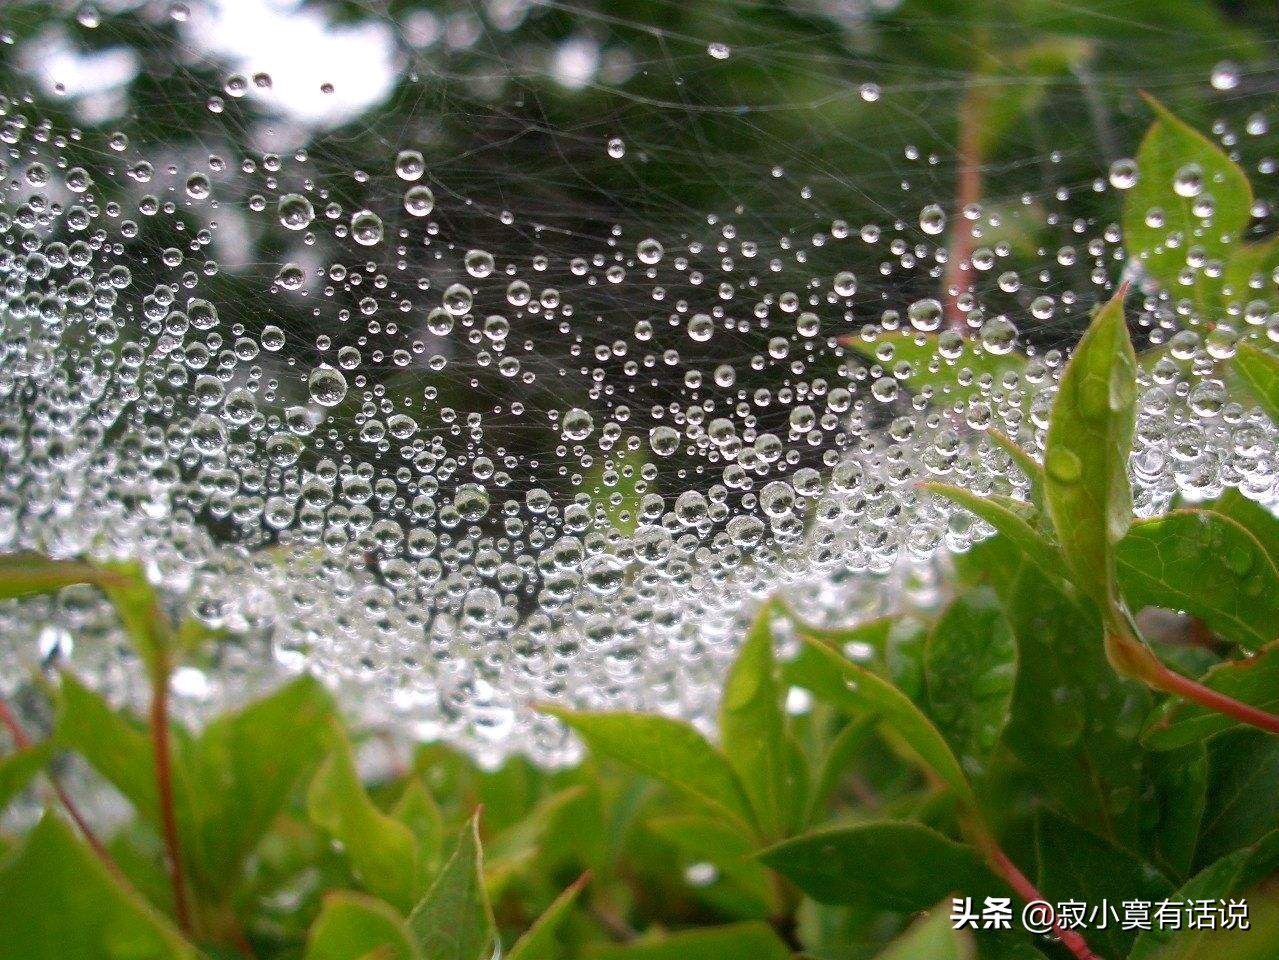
{"left": 2, "top": 73, "right": 1279, "bottom": 960}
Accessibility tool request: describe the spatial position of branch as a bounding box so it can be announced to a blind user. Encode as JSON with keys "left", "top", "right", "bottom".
{"left": 149, "top": 662, "right": 194, "bottom": 935}
{"left": 943, "top": 77, "right": 989, "bottom": 331}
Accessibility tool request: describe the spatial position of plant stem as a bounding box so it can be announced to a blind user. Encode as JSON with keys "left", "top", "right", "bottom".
{"left": 944, "top": 76, "right": 989, "bottom": 331}
{"left": 149, "top": 662, "right": 193, "bottom": 935}
{"left": 0, "top": 695, "right": 120, "bottom": 874}
{"left": 1146, "top": 658, "right": 1279, "bottom": 735}
{"left": 975, "top": 831, "right": 1100, "bottom": 960}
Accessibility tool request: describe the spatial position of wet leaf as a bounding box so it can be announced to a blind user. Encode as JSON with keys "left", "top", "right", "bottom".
{"left": 0, "top": 813, "right": 199, "bottom": 959}
{"left": 760, "top": 821, "right": 992, "bottom": 911}
{"left": 924, "top": 587, "right": 1016, "bottom": 777}
{"left": 1142, "top": 744, "right": 1209, "bottom": 879}
{"left": 1195, "top": 730, "right": 1279, "bottom": 866}
{"left": 787, "top": 635, "right": 975, "bottom": 809}
{"left": 720, "top": 603, "right": 799, "bottom": 840}
{"left": 394, "top": 778, "right": 443, "bottom": 885}
{"left": 406, "top": 813, "right": 495, "bottom": 960}
{"left": 308, "top": 722, "right": 420, "bottom": 912}
{"left": 1123, "top": 97, "right": 1252, "bottom": 317}
{"left": 1042, "top": 284, "right": 1137, "bottom": 623}
{"left": 306, "top": 891, "right": 419, "bottom": 960}
{"left": 0, "top": 554, "right": 118, "bottom": 600}
{"left": 1211, "top": 488, "right": 1279, "bottom": 570}
{"left": 542, "top": 707, "right": 757, "bottom": 839}
{"left": 1117, "top": 510, "right": 1279, "bottom": 650}
{"left": 845, "top": 331, "right": 1026, "bottom": 408}
{"left": 923, "top": 483, "right": 1062, "bottom": 583}
{"left": 1000, "top": 565, "right": 1149, "bottom": 842}
{"left": 1233, "top": 342, "right": 1279, "bottom": 422}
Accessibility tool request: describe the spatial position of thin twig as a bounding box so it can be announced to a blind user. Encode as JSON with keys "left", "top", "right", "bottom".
{"left": 150, "top": 663, "right": 194, "bottom": 935}
{"left": 1147, "top": 659, "right": 1279, "bottom": 735}
{"left": 0, "top": 696, "right": 121, "bottom": 875}
{"left": 944, "top": 76, "right": 989, "bottom": 331}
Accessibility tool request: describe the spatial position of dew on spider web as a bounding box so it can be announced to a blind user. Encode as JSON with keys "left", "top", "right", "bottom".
{"left": 0, "top": 9, "right": 1277, "bottom": 768}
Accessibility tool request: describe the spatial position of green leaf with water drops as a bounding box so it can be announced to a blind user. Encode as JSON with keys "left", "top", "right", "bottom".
{"left": 1043, "top": 284, "right": 1137, "bottom": 627}
{"left": 585, "top": 922, "right": 793, "bottom": 960}
{"left": 0, "top": 554, "right": 121, "bottom": 600}
{"left": 582, "top": 449, "right": 650, "bottom": 536}
{"left": 647, "top": 814, "right": 778, "bottom": 917}
{"left": 1033, "top": 811, "right": 1173, "bottom": 960}
{"left": 1117, "top": 509, "right": 1279, "bottom": 650}
{"left": 1123, "top": 97, "right": 1253, "bottom": 318}
{"left": 1212, "top": 488, "right": 1279, "bottom": 570}
{"left": 923, "top": 482, "right": 1063, "bottom": 584}
{"left": 307, "top": 721, "right": 420, "bottom": 913}
{"left": 873, "top": 902, "right": 974, "bottom": 960}
{"left": 97, "top": 560, "right": 175, "bottom": 682}
{"left": 720, "top": 602, "right": 801, "bottom": 840}
{"left": 1129, "top": 831, "right": 1279, "bottom": 960}
{"left": 541, "top": 707, "right": 757, "bottom": 839}
{"left": 987, "top": 428, "right": 1047, "bottom": 516}
{"left": 1222, "top": 234, "right": 1279, "bottom": 316}
{"left": 1234, "top": 342, "right": 1279, "bottom": 423}
{"left": 923, "top": 587, "right": 1016, "bottom": 778}
{"left": 1000, "top": 564, "right": 1149, "bottom": 842}
{"left": 759, "top": 821, "right": 993, "bottom": 911}
{"left": 507, "top": 873, "right": 591, "bottom": 960}
{"left": 0, "top": 739, "right": 51, "bottom": 812}
{"left": 1145, "top": 643, "right": 1279, "bottom": 750}
{"left": 787, "top": 634, "right": 976, "bottom": 809}
{"left": 0, "top": 813, "right": 200, "bottom": 960}
{"left": 305, "top": 891, "right": 420, "bottom": 960}
{"left": 844, "top": 329, "right": 1027, "bottom": 408}
{"left": 406, "top": 813, "right": 495, "bottom": 960}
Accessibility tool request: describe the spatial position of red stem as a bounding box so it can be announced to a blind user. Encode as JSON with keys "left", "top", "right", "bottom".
{"left": 0, "top": 696, "right": 120, "bottom": 874}
{"left": 150, "top": 667, "right": 194, "bottom": 935}
{"left": 982, "top": 838, "right": 1101, "bottom": 960}
{"left": 1149, "top": 660, "right": 1279, "bottom": 735}
{"left": 944, "top": 77, "right": 988, "bottom": 331}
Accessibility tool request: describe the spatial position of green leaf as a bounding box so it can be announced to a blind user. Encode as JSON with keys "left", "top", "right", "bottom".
{"left": 1142, "top": 744, "right": 1209, "bottom": 880}
{"left": 0, "top": 554, "right": 115, "bottom": 600}
{"left": 924, "top": 483, "right": 1062, "bottom": 584}
{"left": 542, "top": 708, "right": 757, "bottom": 839}
{"left": 1000, "top": 565, "right": 1149, "bottom": 841}
{"left": 406, "top": 813, "right": 495, "bottom": 960}
{"left": 1146, "top": 643, "right": 1279, "bottom": 749}
{"left": 1130, "top": 832, "right": 1279, "bottom": 960}
{"left": 507, "top": 873, "right": 590, "bottom": 960}
{"left": 306, "top": 891, "right": 419, "bottom": 960}
{"left": 807, "top": 715, "right": 876, "bottom": 823}
{"left": 97, "top": 560, "right": 175, "bottom": 681}
{"left": 308, "top": 722, "right": 419, "bottom": 912}
{"left": 1043, "top": 284, "right": 1137, "bottom": 624}
{"left": 1032, "top": 812, "right": 1172, "bottom": 960}
{"left": 719, "top": 603, "right": 799, "bottom": 840}
{"left": 787, "top": 636, "right": 976, "bottom": 809}
{"left": 1117, "top": 510, "right": 1279, "bottom": 650}
{"left": 1196, "top": 730, "right": 1279, "bottom": 866}
{"left": 987, "top": 429, "right": 1047, "bottom": 514}
{"left": 1234, "top": 343, "right": 1279, "bottom": 422}
{"left": 647, "top": 814, "right": 778, "bottom": 915}
{"left": 923, "top": 587, "right": 1016, "bottom": 777}
{"left": 1123, "top": 98, "right": 1252, "bottom": 318}
{"left": 1212, "top": 488, "right": 1279, "bottom": 570}
{"left": 585, "top": 922, "right": 792, "bottom": 960}
{"left": 394, "top": 778, "right": 443, "bottom": 885}
{"left": 976, "top": 38, "right": 1093, "bottom": 160}
{"left": 845, "top": 331, "right": 1026, "bottom": 408}
{"left": 581, "top": 449, "right": 649, "bottom": 536}
{"left": 0, "top": 813, "right": 199, "bottom": 959}
{"left": 1138, "top": 881, "right": 1279, "bottom": 960}
{"left": 760, "top": 821, "right": 992, "bottom": 911}
{"left": 1222, "top": 235, "right": 1279, "bottom": 315}
{"left": 0, "top": 740, "right": 51, "bottom": 811}
{"left": 55, "top": 673, "right": 162, "bottom": 825}
{"left": 874, "top": 903, "right": 974, "bottom": 960}
{"left": 185, "top": 676, "right": 333, "bottom": 898}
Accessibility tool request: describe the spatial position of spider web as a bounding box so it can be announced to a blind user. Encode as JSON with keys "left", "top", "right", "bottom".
{"left": 1, "top": 0, "right": 1277, "bottom": 764}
